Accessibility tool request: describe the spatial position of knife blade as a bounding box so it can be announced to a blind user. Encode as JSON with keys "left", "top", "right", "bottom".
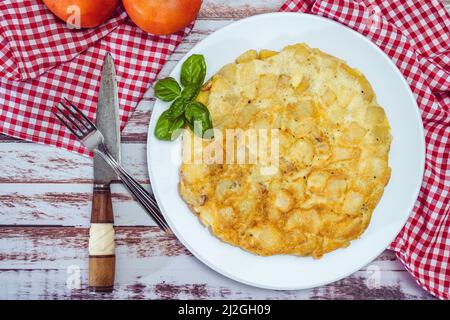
{"left": 88, "top": 53, "right": 120, "bottom": 292}
{"left": 95, "top": 53, "right": 121, "bottom": 183}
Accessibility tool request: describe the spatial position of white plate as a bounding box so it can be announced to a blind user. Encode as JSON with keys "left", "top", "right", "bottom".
{"left": 147, "top": 12, "right": 425, "bottom": 290}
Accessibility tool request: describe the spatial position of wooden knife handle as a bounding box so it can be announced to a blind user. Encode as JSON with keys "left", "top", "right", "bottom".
{"left": 89, "top": 184, "right": 115, "bottom": 292}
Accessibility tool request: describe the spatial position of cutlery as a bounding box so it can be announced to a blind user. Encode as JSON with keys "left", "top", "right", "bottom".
{"left": 87, "top": 53, "right": 120, "bottom": 292}
{"left": 53, "top": 98, "right": 170, "bottom": 232}
{"left": 53, "top": 55, "right": 171, "bottom": 291}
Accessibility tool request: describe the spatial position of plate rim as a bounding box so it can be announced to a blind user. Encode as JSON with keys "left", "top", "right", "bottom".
{"left": 146, "top": 11, "right": 426, "bottom": 290}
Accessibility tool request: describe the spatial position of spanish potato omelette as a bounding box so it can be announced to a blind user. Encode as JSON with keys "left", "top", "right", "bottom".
{"left": 179, "top": 43, "right": 392, "bottom": 258}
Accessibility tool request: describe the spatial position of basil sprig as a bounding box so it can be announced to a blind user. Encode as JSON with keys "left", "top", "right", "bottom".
{"left": 154, "top": 54, "right": 212, "bottom": 141}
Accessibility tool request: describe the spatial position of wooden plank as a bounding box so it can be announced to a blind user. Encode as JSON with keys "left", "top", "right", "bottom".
{"left": 198, "top": 0, "right": 284, "bottom": 19}
{"left": 0, "top": 227, "right": 188, "bottom": 264}
{"left": 0, "top": 227, "right": 403, "bottom": 269}
{"left": 0, "top": 184, "right": 153, "bottom": 226}
{"left": 0, "top": 227, "right": 434, "bottom": 300}
{"left": 121, "top": 99, "right": 154, "bottom": 143}
{"left": 0, "top": 143, "right": 149, "bottom": 184}
{"left": 0, "top": 268, "right": 433, "bottom": 300}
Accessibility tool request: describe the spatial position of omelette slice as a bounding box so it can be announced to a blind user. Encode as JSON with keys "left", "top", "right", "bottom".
{"left": 179, "top": 43, "right": 392, "bottom": 258}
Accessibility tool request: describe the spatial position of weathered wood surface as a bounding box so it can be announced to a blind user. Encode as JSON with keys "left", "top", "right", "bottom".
{"left": 0, "top": 227, "right": 435, "bottom": 299}
{"left": 1, "top": 0, "right": 447, "bottom": 300}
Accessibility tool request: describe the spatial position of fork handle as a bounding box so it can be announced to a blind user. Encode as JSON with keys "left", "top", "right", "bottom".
{"left": 95, "top": 144, "right": 172, "bottom": 233}
{"left": 88, "top": 184, "right": 115, "bottom": 292}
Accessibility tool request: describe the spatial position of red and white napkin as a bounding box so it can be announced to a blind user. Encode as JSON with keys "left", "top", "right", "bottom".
{"left": 280, "top": 0, "right": 450, "bottom": 300}
{"left": 0, "top": 0, "right": 448, "bottom": 300}
{"left": 0, "top": 0, "right": 192, "bottom": 155}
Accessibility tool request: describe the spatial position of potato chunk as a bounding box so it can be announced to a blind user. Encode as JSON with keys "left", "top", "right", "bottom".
{"left": 342, "top": 191, "right": 364, "bottom": 216}
{"left": 259, "top": 49, "right": 278, "bottom": 60}
{"left": 236, "top": 49, "right": 258, "bottom": 63}
{"left": 286, "top": 209, "right": 321, "bottom": 233}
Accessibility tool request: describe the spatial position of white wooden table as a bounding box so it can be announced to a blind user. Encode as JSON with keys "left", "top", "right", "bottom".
{"left": 1, "top": 0, "right": 447, "bottom": 299}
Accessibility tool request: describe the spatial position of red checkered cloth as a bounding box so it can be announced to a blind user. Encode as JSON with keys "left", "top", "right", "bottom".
{"left": 280, "top": 0, "right": 450, "bottom": 300}
{"left": 0, "top": 0, "right": 193, "bottom": 155}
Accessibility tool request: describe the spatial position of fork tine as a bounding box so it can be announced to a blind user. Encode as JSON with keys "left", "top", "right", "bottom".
{"left": 56, "top": 102, "right": 85, "bottom": 134}
{"left": 64, "top": 97, "right": 95, "bottom": 129}
{"left": 58, "top": 101, "right": 90, "bottom": 131}
{"left": 52, "top": 109, "right": 82, "bottom": 138}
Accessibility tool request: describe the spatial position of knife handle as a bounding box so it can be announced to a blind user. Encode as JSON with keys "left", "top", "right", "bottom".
{"left": 88, "top": 184, "right": 115, "bottom": 292}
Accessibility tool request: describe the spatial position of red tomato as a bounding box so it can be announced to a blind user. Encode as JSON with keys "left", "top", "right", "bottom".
{"left": 42, "top": 0, "right": 119, "bottom": 28}
{"left": 122, "top": 0, "right": 202, "bottom": 35}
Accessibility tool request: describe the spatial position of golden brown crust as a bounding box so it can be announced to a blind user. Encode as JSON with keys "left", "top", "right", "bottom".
{"left": 179, "top": 43, "right": 392, "bottom": 258}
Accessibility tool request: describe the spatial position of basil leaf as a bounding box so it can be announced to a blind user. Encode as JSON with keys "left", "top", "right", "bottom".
{"left": 167, "top": 117, "right": 186, "bottom": 140}
{"left": 154, "top": 110, "right": 185, "bottom": 141}
{"left": 180, "top": 54, "right": 206, "bottom": 87}
{"left": 181, "top": 85, "right": 201, "bottom": 102}
{"left": 167, "top": 97, "right": 188, "bottom": 120}
{"left": 184, "top": 102, "right": 213, "bottom": 138}
{"left": 154, "top": 77, "right": 181, "bottom": 102}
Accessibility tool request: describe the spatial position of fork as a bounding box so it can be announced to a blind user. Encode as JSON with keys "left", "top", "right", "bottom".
{"left": 53, "top": 98, "right": 171, "bottom": 234}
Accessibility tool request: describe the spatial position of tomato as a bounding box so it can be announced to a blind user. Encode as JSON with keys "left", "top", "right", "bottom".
{"left": 42, "top": 0, "right": 120, "bottom": 28}
{"left": 123, "top": 0, "right": 202, "bottom": 35}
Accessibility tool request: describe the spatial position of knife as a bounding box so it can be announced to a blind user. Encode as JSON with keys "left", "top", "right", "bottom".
{"left": 88, "top": 53, "right": 121, "bottom": 292}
